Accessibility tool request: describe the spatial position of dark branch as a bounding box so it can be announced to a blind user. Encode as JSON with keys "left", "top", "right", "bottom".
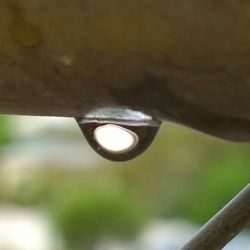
{"left": 181, "top": 184, "right": 250, "bottom": 250}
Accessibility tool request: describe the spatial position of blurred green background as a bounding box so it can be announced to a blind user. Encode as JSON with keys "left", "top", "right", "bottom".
{"left": 0, "top": 115, "right": 248, "bottom": 250}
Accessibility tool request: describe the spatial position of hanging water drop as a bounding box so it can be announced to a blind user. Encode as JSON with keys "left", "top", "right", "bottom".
{"left": 76, "top": 106, "right": 161, "bottom": 161}
{"left": 94, "top": 124, "right": 139, "bottom": 153}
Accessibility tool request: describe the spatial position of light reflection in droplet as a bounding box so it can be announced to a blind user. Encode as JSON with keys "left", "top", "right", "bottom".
{"left": 94, "top": 124, "right": 138, "bottom": 153}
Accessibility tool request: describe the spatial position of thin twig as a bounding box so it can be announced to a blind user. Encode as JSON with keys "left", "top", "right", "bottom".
{"left": 180, "top": 184, "right": 250, "bottom": 250}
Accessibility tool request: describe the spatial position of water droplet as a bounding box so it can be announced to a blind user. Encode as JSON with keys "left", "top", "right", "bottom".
{"left": 94, "top": 124, "right": 139, "bottom": 153}
{"left": 76, "top": 107, "right": 161, "bottom": 161}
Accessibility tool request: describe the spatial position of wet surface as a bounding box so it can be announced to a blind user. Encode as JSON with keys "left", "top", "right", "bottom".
{"left": 0, "top": 1, "right": 250, "bottom": 141}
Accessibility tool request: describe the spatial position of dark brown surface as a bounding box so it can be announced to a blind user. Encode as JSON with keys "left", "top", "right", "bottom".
{"left": 1, "top": 1, "right": 250, "bottom": 141}
{"left": 181, "top": 184, "right": 250, "bottom": 250}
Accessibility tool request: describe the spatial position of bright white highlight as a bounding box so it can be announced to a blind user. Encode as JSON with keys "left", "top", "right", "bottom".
{"left": 94, "top": 124, "right": 138, "bottom": 153}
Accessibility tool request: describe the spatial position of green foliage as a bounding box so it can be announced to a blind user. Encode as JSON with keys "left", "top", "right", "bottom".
{"left": 0, "top": 120, "right": 249, "bottom": 249}
{"left": 0, "top": 170, "right": 148, "bottom": 249}
{"left": 175, "top": 148, "right": 250, "bottom": 224}
{"left": 0, "top": 115, "right": 11, "bottom": 145}
{"left": 50, "top": 184, "right": 147, "bottom": 248}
